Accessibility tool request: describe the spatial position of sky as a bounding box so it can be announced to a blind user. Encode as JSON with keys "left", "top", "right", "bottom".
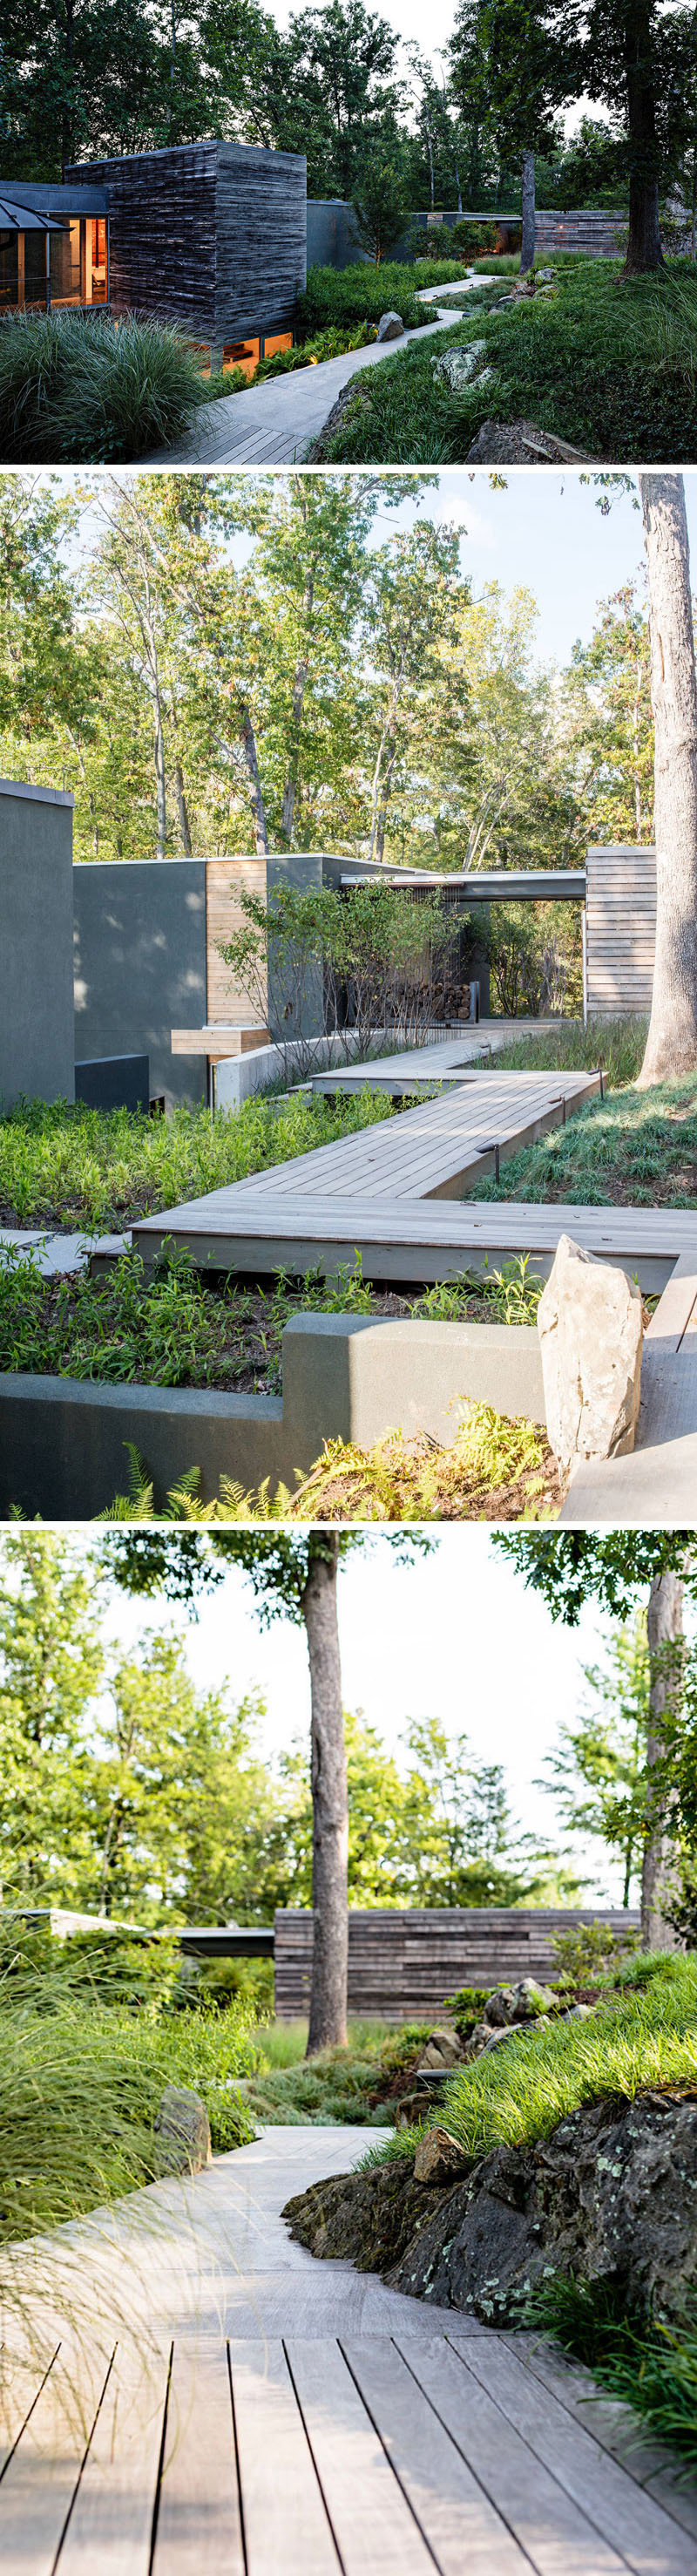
{"left": 94, "top": 1531, "right": 660, "bottom": 1905}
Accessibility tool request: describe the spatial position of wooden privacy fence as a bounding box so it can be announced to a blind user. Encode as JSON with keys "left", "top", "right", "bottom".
{"left": 585, "top": 845, "right": 656, "bottom": 1019}
{"left": 273, "top": 1907, "right": 640, "bottom": 2018}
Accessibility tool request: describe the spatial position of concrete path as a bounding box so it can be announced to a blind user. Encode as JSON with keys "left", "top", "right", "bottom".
{"left": 2, "top": 2125, "right": 695, "bottom": 2574}
{"left": 146, "top": 301, "right": 470, "bottom": 467}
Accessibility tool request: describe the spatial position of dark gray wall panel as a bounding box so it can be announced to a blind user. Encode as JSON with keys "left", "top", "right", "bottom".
{"left": 0, "top": 781, "right": 75, "bottom": 1109}
{"left": 73, "top": 860, "right": 207, "bottom": 1109}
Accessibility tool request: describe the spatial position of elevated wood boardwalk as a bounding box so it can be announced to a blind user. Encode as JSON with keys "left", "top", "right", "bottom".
{"left": 2, "top": 2128, "right": 695, "bottom": 2575}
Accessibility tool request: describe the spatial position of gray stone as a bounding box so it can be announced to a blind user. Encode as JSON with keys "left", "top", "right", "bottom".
{"left": 538, "top": 1233, "right": 643, "bottom": 1485}
{"left": 414, "top": 2126, "right": 470, "bottom": 2185}
{"left": 432, "top": 338, "right": 488, "bottom": 392}
{"left": 154, "top": 2083, "right": 212, "bottom": 2177}
{"left": 376, "top": 310, "right": 403, "bottom": 341}
{"left": 417, "top": 2028, "right": 465, "bottom": 2071}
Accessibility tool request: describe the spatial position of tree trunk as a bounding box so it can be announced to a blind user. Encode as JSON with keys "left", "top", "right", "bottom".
{"left": 174, "top": 757, "right": 193, "bottom": 856}
{"left": 520, "top": 150, "right": 536, "bottom": 274}
{"left": 624, "top": 3, "right": 664, "bottom": 275}
{"left": 239, "top": 707, "right": 269, "bottom": 856}
{"left": 302, "top": 1536, "right": 348, "bottom": 2055}
{"left": 638, "top": 474, "right": 697, "bottom": 1082}
{"left": 641, "top": 1570, "right": 684, "bottom": 1947}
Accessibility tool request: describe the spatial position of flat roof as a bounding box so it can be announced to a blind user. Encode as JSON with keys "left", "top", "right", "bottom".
{"left": 0, "top": 777, "right": 73, "bottom": 808}
{"left": 0, "top": 179, "right": 107, "bottom": 216}
{"left": 338, "top": 863, "right": 586, "bottom": 901}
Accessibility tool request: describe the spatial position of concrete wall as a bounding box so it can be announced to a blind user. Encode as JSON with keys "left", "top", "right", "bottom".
{"left": 267, "top": 849, "right": 325, "bottom": 1038}
{"left": 306, "top": 198, "right": 363, "bottom": 269}
{"left": 73, "top": 860, "right": 207, "bottom": 1109}
{"left": 0, "top": 779, "right": 75, "bottom": 1110}
{"left": 0, "top": 1312, "right": 545, "bottom": 1519}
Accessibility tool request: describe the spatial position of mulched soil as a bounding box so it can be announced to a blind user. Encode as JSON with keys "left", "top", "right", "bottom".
{"left": 284, "top": 1431, "right": 561, "bottom": 1524}
{"left": 15, "top": 1274, "right": 508, "bottom": 1397}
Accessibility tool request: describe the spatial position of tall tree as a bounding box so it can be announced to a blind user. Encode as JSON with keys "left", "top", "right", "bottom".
{"left": 497, "top": 1533, "right": 694, "bottom": 1946}
{"left": 636, "top": 473, "right": 697, "bottom": 1083}
{"left": 452, "top": 0, "right": 579, "bottom": 269}
{"left": 539, "top": 1611, "right": 649, "bottom": 1905}
{"left": 102, "top": 1529, "right": 430, "bottom": 2053}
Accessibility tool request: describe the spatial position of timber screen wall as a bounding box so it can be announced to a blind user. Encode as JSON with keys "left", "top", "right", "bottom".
{"left": 585, "top": 844, "right": 657, "bottom": 1018}
{"left": 67, "top": 141, "right": 306, "bottom": 348}
{"left": 274, "top": 1907, "right": 639, "bottom": 2018}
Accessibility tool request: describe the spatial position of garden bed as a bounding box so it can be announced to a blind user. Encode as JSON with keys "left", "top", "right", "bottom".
{"left": 470, "top": 1074, "right": 697, "bottom": 1211}
{"left": 310, "top": 260, "right": 697, "bottom": 464}
{"left": 0, "top": 1090, "right": 396, "bottom": 1234}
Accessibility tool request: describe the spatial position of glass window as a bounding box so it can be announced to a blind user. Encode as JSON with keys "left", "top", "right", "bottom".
{"left": 222, "top": 337, "right": 261, "bottom": 379}
{"left": 0, "top": 230, "right": 18, "bottom": 308}
{"left": 50, "top": 220, "right": 81, "bottom": 304}
{"left": 24, "top": 231, "right": 48, "bottom": 307}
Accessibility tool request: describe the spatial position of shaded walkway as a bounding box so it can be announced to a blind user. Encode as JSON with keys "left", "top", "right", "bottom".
{"left": 1, "top": 2125, "right": 696, "bottom": 2572}
{"left": 146, "top": 293, "right": 477, "bottom": 466}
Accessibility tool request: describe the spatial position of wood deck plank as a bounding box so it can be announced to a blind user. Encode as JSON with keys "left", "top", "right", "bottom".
{"left": 0, "top": 2343, "right": 112, "bottom": 2576}
{"left": 153, "top": 2342, "right": 245, "bottom": 2575}
{"left": 55, "top": 2342, "right": 169, "bottom": 2576}
{"left": 456, "top": 2333, "right": 696, "bottom": 2576}
{"left": 342, "top": 2333, "right": 531, "bottom": 2575}
{"left": 286, "top": 2336, "right": 434, "bottom": 2575}
{"left": 228, "top": 2339, "right": 340, "bottom": 2575}
{"left": 393, "top": 2335, "right": 627, "bottom": 2576}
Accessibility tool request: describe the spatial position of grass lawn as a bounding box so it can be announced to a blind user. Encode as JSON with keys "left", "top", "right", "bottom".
{"left": 312, "top": 259, "right": 697, "bottom": 463}
{"left": 472, "top": 1074, "right": 697, "bottom": 1209}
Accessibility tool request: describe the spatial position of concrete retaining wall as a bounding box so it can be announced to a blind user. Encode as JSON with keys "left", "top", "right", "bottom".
{"left": 0, "top": 1313, "right": 545, "bottom": 1519}
{"left": 1, "top": 780, "right": 75, "bottom": 1110}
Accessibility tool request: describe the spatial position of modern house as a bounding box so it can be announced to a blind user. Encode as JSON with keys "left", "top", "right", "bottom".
{"left": 0, "top": 139, "right": 306, "bottom": 367}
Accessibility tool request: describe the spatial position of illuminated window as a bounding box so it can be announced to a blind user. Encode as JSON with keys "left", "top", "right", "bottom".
{"left": 222, "top": 338, "right": 261, "bottom": 378}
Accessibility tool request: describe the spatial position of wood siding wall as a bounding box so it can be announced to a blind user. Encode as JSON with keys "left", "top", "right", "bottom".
{"left": 67, "top": 145, "right": 219, "bottom": 338}
{"left": 205, "top": 857, "right": 267, "bottom": 1025}
{"left": 67, "top": 139, "right": 306, "bottom": 343}
{"left": 215, "top": 142, "right": 306, "bottom": 341}
{"left": 274, "top": 1907, "right": 639, "bottom": 2018}
{"left": 586, "top": 844, "right": 656, "bottom": 1018}
{"left": 535, "top": 209, "right": 627, "bottom": 256}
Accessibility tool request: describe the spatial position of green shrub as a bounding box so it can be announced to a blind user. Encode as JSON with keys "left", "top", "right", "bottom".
{"left": 0, "top": 1919, "right": 182, "bottom": 2015}
{"left": 297, "top": 262, "right": 425, "bottom": 335}
{"left": 0, "top": 1087, "right": 395, "bottom": 1233}
{"left": 0, "top": 310, "right": 209, "bottom": 464}
{"left": 257, "top": 321, "right": 375, "bottom": 377}
{"left": 445, "top": 1984, "right": 492, "bottom": 2038}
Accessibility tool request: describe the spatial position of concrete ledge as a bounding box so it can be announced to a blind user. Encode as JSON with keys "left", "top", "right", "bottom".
{"left": 0, "top": 1314, "right": 545, "bottom": 1519}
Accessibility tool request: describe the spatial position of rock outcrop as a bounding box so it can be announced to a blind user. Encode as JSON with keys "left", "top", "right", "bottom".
{"left": 284, "top": 2089, "right": 697, "bottom": 2328}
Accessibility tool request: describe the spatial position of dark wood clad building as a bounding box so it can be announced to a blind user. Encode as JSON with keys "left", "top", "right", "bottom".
{"left": 65, "top": 139, "right": 307, "bottom": 364}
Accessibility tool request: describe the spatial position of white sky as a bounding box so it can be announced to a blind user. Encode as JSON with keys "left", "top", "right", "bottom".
{"left": 88, "top": 1531, "right": 663, "bottom": 1905}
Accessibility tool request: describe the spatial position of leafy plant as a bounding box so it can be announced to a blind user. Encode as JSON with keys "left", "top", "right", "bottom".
{"left": 550, "top": 1922, "right": 639, "bottom": 1985}
{"left": 524, "top": 2275, "right": 697, "bottom": 2477}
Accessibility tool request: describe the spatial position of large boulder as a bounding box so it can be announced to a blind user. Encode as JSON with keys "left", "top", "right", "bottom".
{"left": 154, "top": 2083, "right": 212, "bottom": 2177}
{"left": 417, "top": 2027, "right": 465, "bottom": 2071}
{"left": 376, "top": 310, "right": 403, "bottom": 341}
{"left": 538, "top": 1234, "right": 643, "bottom": 1485}
{"left": 432, "top": 339, "right": 490, "bottom": 393}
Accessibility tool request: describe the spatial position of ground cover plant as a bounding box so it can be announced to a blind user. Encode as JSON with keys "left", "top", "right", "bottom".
{"left": 471, "top": 1073, "right": 697, "bottom": 1210}
{"left": 295, "top": 261, "right": 468, "bottom": 339}
{"left": 484, "top": 1016, "right": 646, "bottom": 1085}
{"left": 0, "top": 1983, "right": 256, "bottom": 2246}
{"left": 0, "top": 1244, "right": 541, "bottom": 1396}
{"left": 0, "top": 1090, "right": 395, "bottom": 1234}
{"left": 524, "top": 2275, "right": 697, "bottom": 2479}
{"left": 313, "top": 261, "right": 697, "bottom": 463}
{"left": 105, "top": 1400, "right": 559, "bottom": 1525}
{"left": 0, "top": 311, "right": 212, "bottom": 465}
{"left": 238, "top": 2019, "right": 428, "bottom": 2128}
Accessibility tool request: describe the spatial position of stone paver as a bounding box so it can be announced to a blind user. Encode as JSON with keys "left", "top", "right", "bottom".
{"left": 146, "top": 294, "right": 475, "bottom": 466}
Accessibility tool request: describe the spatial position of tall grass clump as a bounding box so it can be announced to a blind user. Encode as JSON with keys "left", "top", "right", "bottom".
{"left": 0, "top": 310, "right": 209, "bottom": 463}
{"left": 620, "top": 275, "right": 697, "bottom": 393}
{"left": 484, "top": 1016, "right": 647, "bottom": 1084}
{"left": 524, "top": 2275, "right": 697, "bottom": 2477}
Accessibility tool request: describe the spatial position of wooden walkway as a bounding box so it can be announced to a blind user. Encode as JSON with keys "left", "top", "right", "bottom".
{"left": 145, "top": 301, "right": 471, "bottom": 468}
{"left": 309, "top": 1026, "right": 562, "bottom": 1098}
{"left": 2, "top": 2127, "right": 695, "bottom": 2576}
{"left": 134, "top": 1068, "right": 648, "bottom": 1282}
